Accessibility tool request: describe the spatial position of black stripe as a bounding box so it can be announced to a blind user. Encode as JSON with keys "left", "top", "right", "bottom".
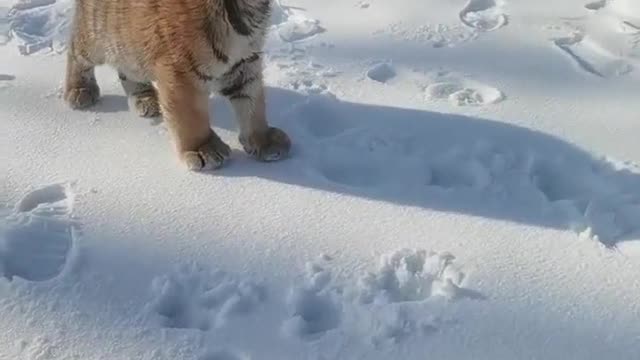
{"left": 240, "top": 5, "right": 269, "bottom": 31}
{"left": 212, "top": 46, "right": 229, "bottom": 64}
{"left": 244, "top": 0, "right": 270, "bottom": 26}
{"left": 223, "top": 52, "right": 260, "bottom": 76}
{"left": 220, "top": 76, "right": 257, "bottom": 96}
{"left": 229, "top": 93, "right": 252, "bottom": 100}
{"left": 259, "top": 0, "right": 271, "bottom": 16}
{"left": 223, "top": 0, "right": 252, "bottom": 36}
{"left": 186, "top": 52, "right": 213, "bottom": 81}
{"left": 132, "top": 85, "right": 155, "bottom": 97}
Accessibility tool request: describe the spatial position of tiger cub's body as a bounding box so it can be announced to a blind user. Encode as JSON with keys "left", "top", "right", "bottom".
{"left": 65, "top": 0, "right": 290, "bottom": 170}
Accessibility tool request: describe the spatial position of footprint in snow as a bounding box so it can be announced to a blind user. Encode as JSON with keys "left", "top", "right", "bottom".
{"left": 282, "top": 251, "right": 482, "bottom": 345}
{"left": 148, "top": 263, "right": 266, "bottom": 331}
{"left": 0, "top": 73, "right": 15, "bottom": 89}
{"left": 459, "top": 0, "right": 508, "bottom": 32}
{"left": 366, "top": 63, "right": 397, "bottom": 83}
{"left": 367, "top": 63, "right": 396, "bottom": 83}
{"left": 425, "top": 78, "right": 505, "bottom": 106}
{"left": 356, "top": 248, "right": 482, "bottom": 304}
{"left": 291, "top": 94, "right": 358, "bottom": 139}
{"left": 355, "top": 249, "right": 483, "bottom": 345}
{"left": 282, "top": 260, "right": 342, "bottom": 340}
{"left": 553, "top": 32, "right": 633, "bottom": 77}
{"left": 585, "top": 0, "right": 607, "bottom": 11}
{"left": 0, "top": 183, "right": 77, "bottom": 282}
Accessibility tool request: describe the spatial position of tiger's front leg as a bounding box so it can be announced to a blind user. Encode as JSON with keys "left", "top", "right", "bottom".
{"left": 154, "top": 63, "right": 231, "bottom": 171}
{"left": 220, "top": 55, "right": 291, "bottom": 162}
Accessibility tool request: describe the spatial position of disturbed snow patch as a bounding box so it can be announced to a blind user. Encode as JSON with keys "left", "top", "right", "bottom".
{"left": 282, "top": 260, "right": 342, "bottom": 340}
{"left": 283, "top": 249, "right": 482, "bottom": 345}
{"left": 147, "top": 263, "right": 266, "bottom": 331}
{"left": 357, "top": 249, "right": 469, "bottom": 304}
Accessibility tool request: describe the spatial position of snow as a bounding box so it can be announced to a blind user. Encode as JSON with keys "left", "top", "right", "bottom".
{"left": 2, "top": 0, "right": 640, "bottom": 359}
{"left": 366, "top": 62, "right": 396, "bottom": 83}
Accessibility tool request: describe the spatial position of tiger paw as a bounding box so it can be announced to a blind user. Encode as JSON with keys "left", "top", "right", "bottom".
{"left": 64, "top": 85, "right": 100, "bottom": 109}
{"left": 240, "top": 127, "right": 291, "bottom": 162}
{"left": 181, "top": 132, "right": 232, "bottom": 171}
{"left": 132, "top": 93, "right": 161, "bottom": 118}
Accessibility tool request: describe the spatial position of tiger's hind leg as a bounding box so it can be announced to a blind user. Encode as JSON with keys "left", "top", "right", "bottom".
{"left": 118, "top": 72, "right": 161, "bottom": 118}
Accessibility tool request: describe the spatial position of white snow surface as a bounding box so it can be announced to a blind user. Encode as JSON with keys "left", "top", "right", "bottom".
{"left": 2, "top": 0, "right": 640, "bottom": 359}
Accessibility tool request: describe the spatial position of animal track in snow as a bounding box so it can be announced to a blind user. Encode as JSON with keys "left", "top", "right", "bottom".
{"left": 352, "top": 249, "right": 479, "bottom": 345}
{"left": 0, "top": 183, "right": 76, "bottom": 282}
{"left": 459, "top": 0, "right": 508, "bottom": 32}
{"left": 307, "top": 128, "right": 428, "bottom": 189}
{"left": 530, "top": 157, "right": 640, "bottom": 245}
{"left": 291, "top": 94, "right": 357, "bottom": 138}
{"left": 356, "top": 1, "right": 370, "bottom": 9}
{"left": 554, "top": 32, "right": 633, "bottom": 77}
{"left": 317, "top": 157, "right": 384, "bottom": 188}
{"left": 282, "top": 250, "right": 481, "bottom": 345}
{"left": 425, "top": 78, "right": 504, "bottom": 106}
{"left": 428, "top": 147, "right": 493, "bottom": 190}
{"left": 289, "top": 78, "right": 330, "bottom": 96}
{"left": 282, "top": 260, "right": 342, "bottom": 340}
{"left": 585, "top": 0, "right": 607, "bottom": 11}
{"left": 356, "top": 249, "right": 476, "bottom": 304}
{"left": 0, "top": 73, "right": 14, "bottom": 89}
{"left": 148, "top": 263, "right": 266, "bottom": 331}
{"left": 366, "top": 63, "right": 397, "bottom": 83}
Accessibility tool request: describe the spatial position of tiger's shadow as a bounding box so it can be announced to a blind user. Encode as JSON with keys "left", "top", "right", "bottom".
{"left": 208, "top": 87, "right": 640, "bottom": 248}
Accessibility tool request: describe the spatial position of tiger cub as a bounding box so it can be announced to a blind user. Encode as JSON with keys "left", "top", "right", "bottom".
{"left": 64, "top": 0, "right": 290, "bottom": 170}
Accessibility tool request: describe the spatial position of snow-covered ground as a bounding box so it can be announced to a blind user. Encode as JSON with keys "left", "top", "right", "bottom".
{"left": 2, "top": 0, "right": 640, "bottom": 358}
